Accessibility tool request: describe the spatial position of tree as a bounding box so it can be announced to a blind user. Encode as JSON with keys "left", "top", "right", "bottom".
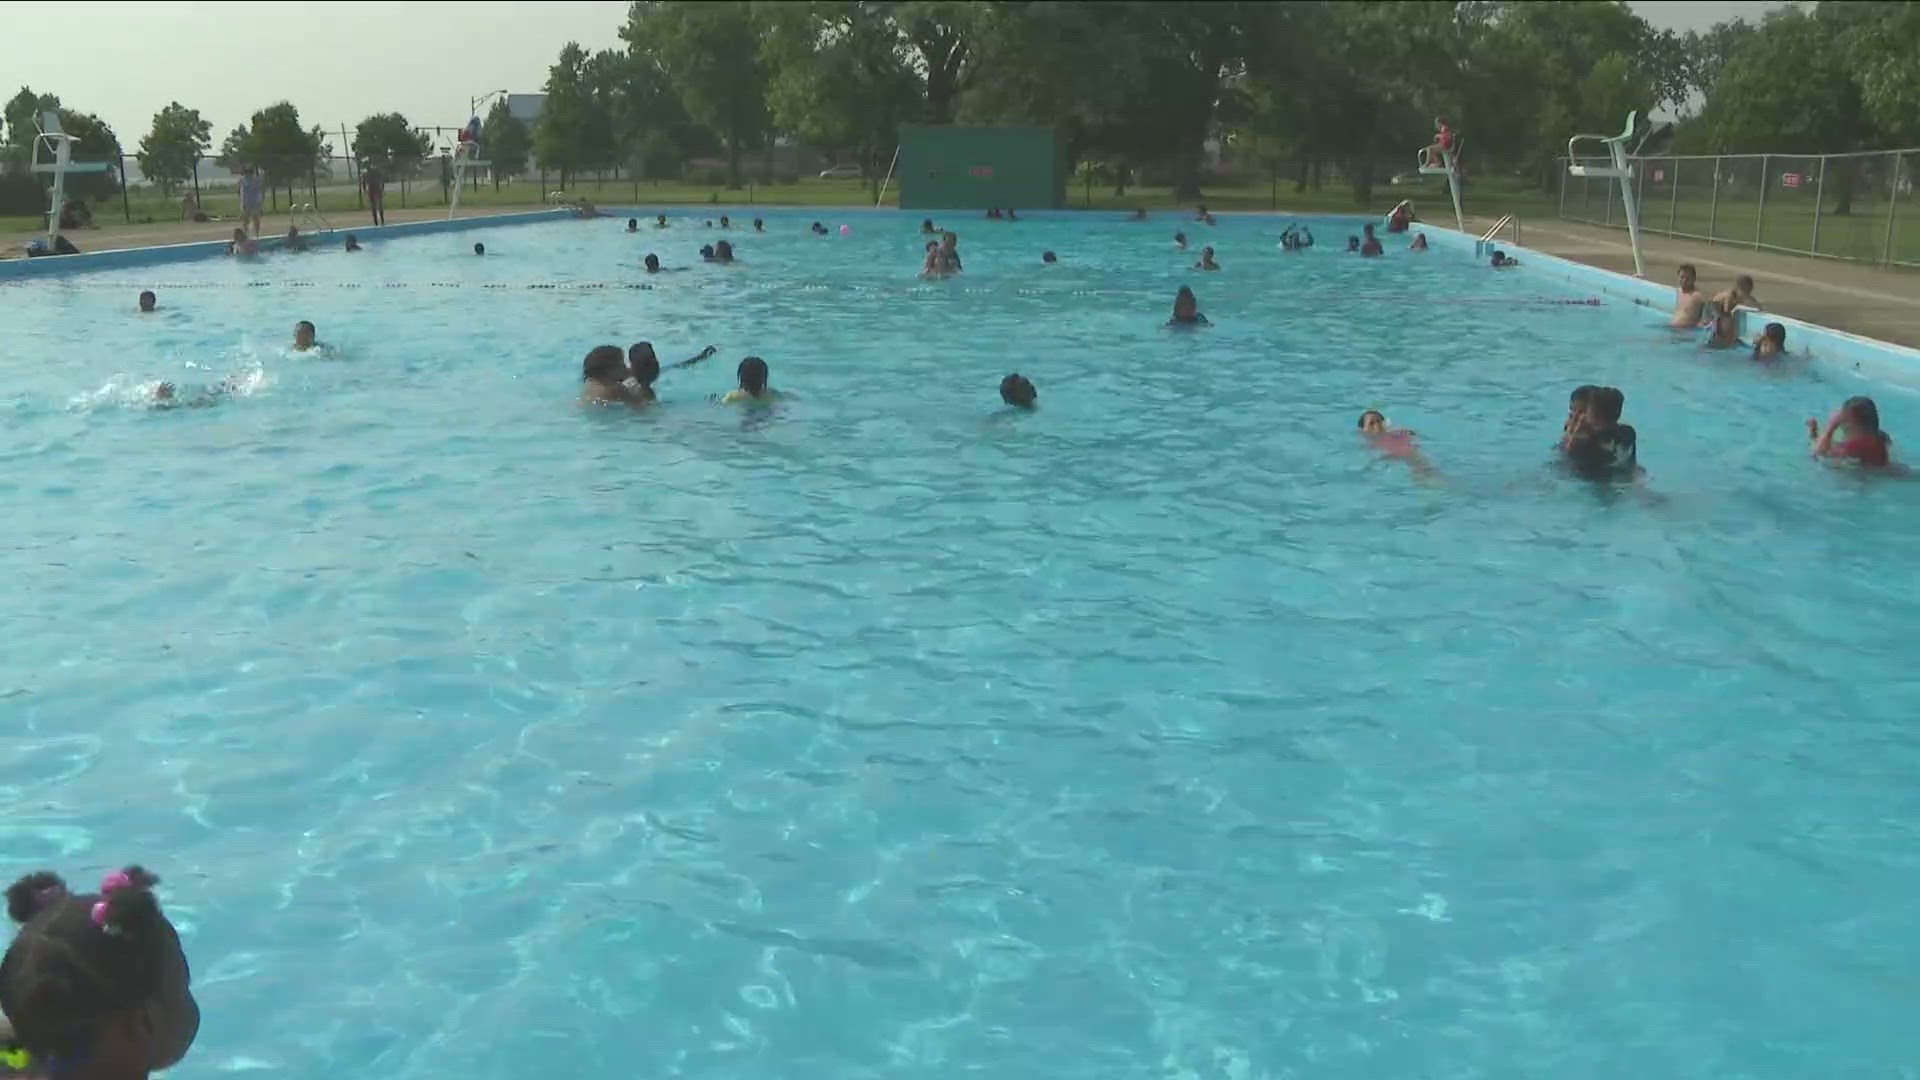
{"left": 240, "top": 103, "right": 330, "bottom": 200}
{"left": 535, "top": 42, "right": 611, "bottom": 183}
{"left": 621, "top": 1, "right": 769, "bottom": 188}
{"left": 136, "top": 102, "right": 211, "bottom": 195}
{"left": 216, "top": 125, "right": 250, "bottom": 171}
{"left": 762, "top": 2, "right": 923, "bottom": 195}
{"left": 4, "top": 87, "right": 58, "bottom": 146}
{"left": 481, "top": 99, "right": 533, "bottom": 178}
{"left": 353, "top": 112, "right": 431, "bottom": 178}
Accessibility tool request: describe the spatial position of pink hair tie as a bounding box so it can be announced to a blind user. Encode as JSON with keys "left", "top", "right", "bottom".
{"left": 91, "top": 870, "right": 134, "bottom": 933}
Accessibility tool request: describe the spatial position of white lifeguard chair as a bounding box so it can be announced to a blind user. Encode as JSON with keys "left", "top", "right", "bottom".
{"left": 1567, "top": 110, "right": 1646, "bottom": 277}
{"left": 1415, "top": 134, "right": 1466, "bottom": 233}
{"left": 30, "top": 111, "right": 114, "bottom": 249}
{"left": 448, "top": 144, "right": 489, "bottom": 219}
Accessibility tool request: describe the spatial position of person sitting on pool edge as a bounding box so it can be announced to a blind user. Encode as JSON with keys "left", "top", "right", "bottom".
{"left": 1359, "top": 224, "right": 1383, "bottom": 257}
{"left": 1000, "top": 373, "right": 1037, "bottom": 410}
{"left": 1808, "top": 395, "right": 1896, "bottom": 469}
{"left": 581, "top": 345, "right": 639, "bottom": 408}
{"left": 1670, "top": 263, "right": 1707, "bottom": 328}
{"left": 137, "top": 290, "right": 157, "bottom": 313}
{"left": 1561, "top": 385, "right": 1639, "bottom": 480}
{"left": 1194, "top": 246, "right": 1220, "bottom": 271}
{"left": 721, "top": 356, "right": 779, "bottom": 405}
{"left": 291, "top": 320, "right": 321, "bottom": 353}
{"left": 0, "top": 865, "right": 201, "bottom": 1080}
{"left": 1385, "top": 200, "right": 1414, "bottom": 233}
{"left": 625, "top": 341, "right": 720, "bottom": 404}
{"left": 1752, "top": 322, "right": 1787, "bottom": 361}
{"left": 1168, "top": 286, "right": 1209, "bottom": 327}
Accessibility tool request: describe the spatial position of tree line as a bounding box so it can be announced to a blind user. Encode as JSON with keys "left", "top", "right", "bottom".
{"left": 530, "top": 0, "right": 1920, "bottom": 203}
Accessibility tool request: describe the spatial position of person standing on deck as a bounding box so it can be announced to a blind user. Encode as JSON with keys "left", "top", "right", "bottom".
{"left": 239, "top": 166, "right": 264, "bottom": 237}
{"left": 362, "top": 166, "right": 386, "bottom": 227}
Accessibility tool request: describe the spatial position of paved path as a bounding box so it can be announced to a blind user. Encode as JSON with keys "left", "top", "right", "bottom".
{"left": 2, "top": 206, "right": 544, "bottom": 260}
{"left": 1468, "top": 215, "right": 1920, "bottom": 349}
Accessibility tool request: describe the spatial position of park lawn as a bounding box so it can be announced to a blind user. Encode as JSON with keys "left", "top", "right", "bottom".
{"left": 1, "top": 173, "right": 1561, "bottom": 235}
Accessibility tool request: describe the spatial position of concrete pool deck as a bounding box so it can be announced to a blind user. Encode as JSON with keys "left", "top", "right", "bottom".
{"left": 1, "top": 206, "right": 543, "bottom": 261}
{"left": 1463, "top": 215, "right": 1920, "bottom": 350}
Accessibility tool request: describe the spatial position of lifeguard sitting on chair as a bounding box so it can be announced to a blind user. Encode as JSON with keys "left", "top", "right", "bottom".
{"left": 1422, "top": 118, "right": 1454, "bottom": 169}
{"left": 456, "top": 115, "right": 482, "bottom": 159}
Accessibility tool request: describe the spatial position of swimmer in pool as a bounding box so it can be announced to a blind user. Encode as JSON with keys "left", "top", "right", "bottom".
{"left": 624, "top": 342, "right": 719, "bottom": 404}
{"left": 580, "top": 344, "right": 640, "bottom": 408}
{"left": 1752, "top": 321, "right": 1787, "bottom": 361}
{"left": 1490, "top": 249, "right": 1518, "bottom": 268}
{"left": 720, "top": 215, "right": 732, "bottom": 230}
{"left": 284, "top": 225, "right": 310, "bottom": 253}
{"left": 473, "top": 242, "right": 486, "bottom": 256}
{"left": 1808, "top": 395, "right": 1897, "bottom": 470}
{"left": 921, "top": 219, "right": 937, "bottom": 235}
{"left": 1359, "top": 224, "right": 1383, "bottom": 257}
{"left": 1042, "top": 250, "right": 1058, "bottom": 264}
{"left": 700, "top": 244, "right": 716, "bottom": 261}
{"left": 711, "top": 240, "right": 736, "bottom": 263}
{"left": 1710, "top": 274, "right": 1757, "bottom": 318}
{"left": 655, "top": 214, "right": 669, "bottom": 229}
{"left": 1168, "top": 285, "right": 1209, "bottom": 327}
{"left": 1409, "top": 233, "right": 1428, "bottom": 251}
{"left": 138, "top": 290, "right": 156, "bottom": 313}
{"left": 753, "top": 218, "right": 764, "bottom": 233}
{"left": 1703, "top": 310, "right": 1744, "bottom": 350}
{"left": 720, "top": 356, "right": 780, "bottom": 405}
{"left": 1000, "top": 373, "right": 1037, "bottom": 410}
{"left": 1669, "top": 263, "right": 1706, "bottom": 328}
{"left": 626, "top": 218, "right": 639, "bottom": 232}
{"left": 291, "top": 320, "right": 320, "bottom": 353}
{"left": 811, "top": 221, "right": 828, "bottom": 235}
{"left": 1346, "top": 235, "right": 1361, "bottom": 253}
{"left": 1358, "top": 409, "right": 1432, "bottom": 474}
{"left": 920, "top": 240, "right": 942, "bottom": 278}
{"left": 1557, "top": 385, "right": 1599, "bottom": 451}
{"left": 1173, "top": 231, "right": 1189, "bottom": 250}
{"left": 1562, "top": 386, "right": 1639, "bottom": 481}
{"left": 1194, "top": 246, "right": 1220, "bottom": 271}
{"left": 343, "top": 234, "right": 362, "bottom": 252}
{"left": 227, "top": 228, "right": 258, "bottom": 257}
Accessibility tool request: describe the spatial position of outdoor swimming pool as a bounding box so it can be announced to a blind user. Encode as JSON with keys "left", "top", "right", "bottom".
{"left": 4, "top": 209, "right": 1919, "bottom": 1078}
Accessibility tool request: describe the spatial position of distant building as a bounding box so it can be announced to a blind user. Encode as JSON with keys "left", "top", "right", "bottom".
{"left": 507, "top": 94, "right": 545, "bottom": 126}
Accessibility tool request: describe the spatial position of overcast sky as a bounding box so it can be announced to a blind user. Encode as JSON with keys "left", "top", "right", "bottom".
{"left": 11, "top": 1, "right": 1788, "bottom": 150}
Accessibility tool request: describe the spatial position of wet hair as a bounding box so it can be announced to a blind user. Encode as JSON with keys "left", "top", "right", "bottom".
{"left": 1000, "top": 373, "right": 1036, "bottom": 407}
{"left": 921, "top": 219, "right": 934, "bottom": 230}
{"left": 700, "top": 244, "right": 715, "bottom": 259}
{"left": 1845, "top": 396, "right": 1880, "bottom": 430}
{"left": 1175, "top": 285, "right": 1197, "bottom": 304}
{"left": 737, "top": 356, "right": 769, "bottom": 394}
{"left": 1570, "top": 384, "right": 1599, "bottom": 408}
{"left": 138, "top": 290, "right": 156, "bottom": 308}
{"left": 1588, "top": 386, "right": 1625, "bottom": 423}
{"left": 626, "top": 218, "right": 638, "bottom": 228}
{"left": 752, "top": 218, "right": 763, "bottom": 230}
{"left": 1363, "top": 223, "right": 1376, "bottom": 235}
{"left": 1348, "top": 235, "right": 1360, "bottom": 247}
{"left": 473, "top": 243, "right": 485, "bottom": 255}
{"left": 715, "top": 240, "right": 733, "bottom": 259}
{"left": 582, "top": 344, "right": 628, "bottom": 384}
{"left": 1677, "top": 263, "right": 1696, "bottom": 279}
{"left": 0, "top": 867, "right": 189, "bottom": 1058}
{"left": 643, "top": 253, "right": 660, "bottom": 271}
{"left": 295, "top": 320, "right": 315, "bottom": 336}
{"left": 1357, "top": 410, "right": 1385, "bottom": 429}
{"left": 1173, "top": 231, "right": 1187, "bottom": 243}
{"left": 1761, "top": 322, "right": 1786, "bottom": 348}
{"left": 1042, "top": 250, "right": 1057, "bottom": 263}
{"left": 627, "top": 342, "right": 660, "bottom": 387}
{"left": 1735, "top": 274, "right": 1754, "bottom": 293}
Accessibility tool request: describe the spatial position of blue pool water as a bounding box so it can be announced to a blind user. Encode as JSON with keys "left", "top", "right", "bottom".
{"left": 5, "top": 209, "right": 1920, "bottom": 1078}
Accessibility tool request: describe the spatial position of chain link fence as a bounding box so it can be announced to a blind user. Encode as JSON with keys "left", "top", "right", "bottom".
{"left": 1559, "top": 148, "right": 1917, "bottom": 268}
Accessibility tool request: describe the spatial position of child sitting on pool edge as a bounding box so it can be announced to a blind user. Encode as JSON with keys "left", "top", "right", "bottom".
{"left": 0, "top": 866, "right": 201, "bottom": 1080}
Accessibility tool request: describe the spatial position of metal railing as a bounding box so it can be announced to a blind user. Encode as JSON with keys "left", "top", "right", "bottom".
{"left": 1558, "top": 148, "right": 1917, "bottom": 268}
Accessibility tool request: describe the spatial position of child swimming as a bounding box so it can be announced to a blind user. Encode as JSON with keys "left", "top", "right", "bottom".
{"left": 1808, "top": 396, "right": 1896, "bottom": 470}
{"left": 1000, "top": 373, "right": 1037, "bottom": 410}
{"left": 1752, "top": 322, "right": 1787, "bottom": 361}
{"left": 137, "top": 290, "right": 156, "bottom": 313}
{"left": 1358, "top": 410, "right": 1432, "bottom": 474}
{"left": 580, "top": 344, "right": 640, "bottom": 408}
{"left": 291, "top": 320, "right": 321, "bottom": 353}
{"left": 1167, "top": 286, "right": 1209, "bottom": 327}
{"left": 0, "top": 866, "right": 200, "bottom": 1080}
{"left": 720, "top": 356, "right": 780, "bottom": 405}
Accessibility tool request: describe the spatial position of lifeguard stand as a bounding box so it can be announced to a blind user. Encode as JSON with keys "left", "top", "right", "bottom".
{"left": 1566, "top": 111, "right": 1646, "bottom": 277}
{"left": 1414, "top": 133, "right": 1466, "bottom": 233}
{"left": 30, "top": 111, "right": 113, "bottom": 249}
{"left": 448, "top": 144, "right": 489, "bottom": 219}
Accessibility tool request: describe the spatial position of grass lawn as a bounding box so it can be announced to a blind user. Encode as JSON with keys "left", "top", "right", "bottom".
{"left": 1562, "top": 177, "right": 1919, "bottom": 266}
{"left": 1, "top": 173, "right": 1561, "bottom": 234}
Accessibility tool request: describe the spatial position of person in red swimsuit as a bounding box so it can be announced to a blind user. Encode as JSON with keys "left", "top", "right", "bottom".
{"left": 1808, "top": 396, "right": 1894, "bottom": 469}
{"left": 1424, "top": 118, "right": 1453, "bottom": 168}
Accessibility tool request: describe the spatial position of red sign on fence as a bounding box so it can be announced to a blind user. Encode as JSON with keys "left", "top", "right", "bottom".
{"left": 1652, "top": 168, "right": 1665, "bottom": 183}
{"left": 969, "top": 166, "right": 993, "bottom": 178}
{"left": 1781, "top": 172, "right": 1802, "bottom": 188}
